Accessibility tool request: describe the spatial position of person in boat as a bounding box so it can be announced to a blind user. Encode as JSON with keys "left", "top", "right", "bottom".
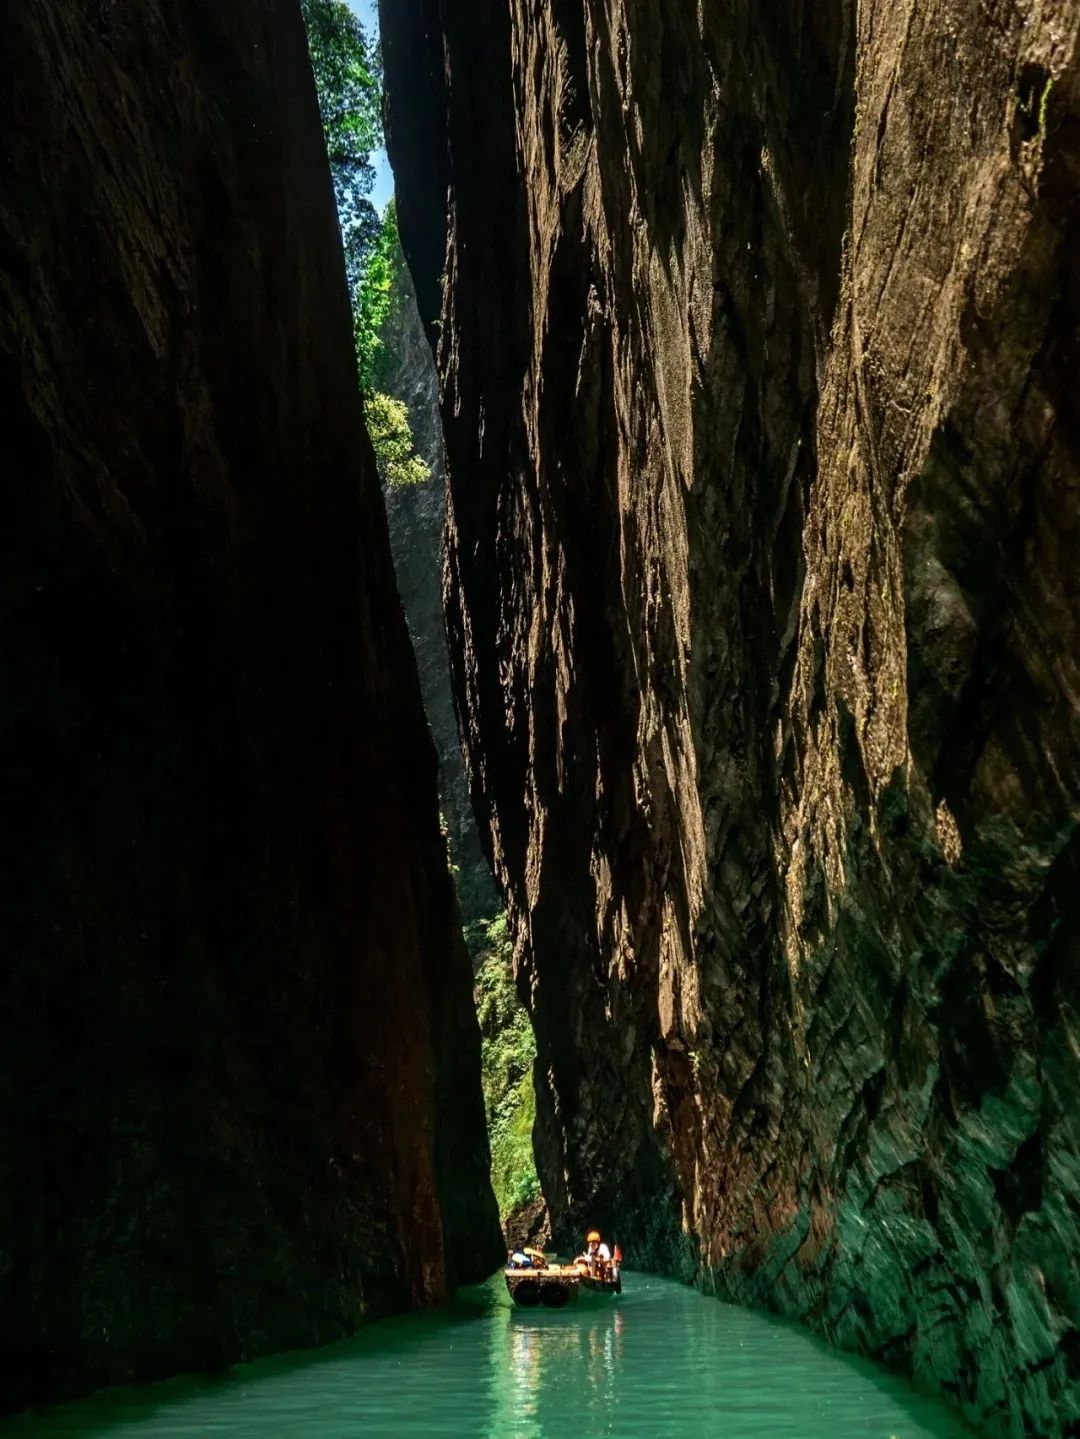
{"left": 578, "top": 1229, "right": 611, "bottom": 1277}
{"left": 507, "top": 1245, "right": 548, "bottom": 1270}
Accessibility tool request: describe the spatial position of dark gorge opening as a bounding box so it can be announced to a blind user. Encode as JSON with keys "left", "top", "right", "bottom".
{"left": 2, "top": 2, "right": 1079, "bottom": 1437}
{"left": 300, "top": 0, "right": 545, "bottom": 1241}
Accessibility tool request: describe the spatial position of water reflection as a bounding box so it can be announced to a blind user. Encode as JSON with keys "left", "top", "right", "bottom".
{"left": 498, "top": 1301, "right": 626, "bottom": 1437}
{"left": 488, "top": 1274, "right": 975, "bottom": 1439}
{"left": 1, "top": 1274, "right": 976, "bottom": 1439}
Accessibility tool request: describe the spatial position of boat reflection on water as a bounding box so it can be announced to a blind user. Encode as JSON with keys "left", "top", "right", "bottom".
{"left": 498, "top": 1294, "right": 627, "bottom": 1437}
{"left": 0, "top": 1273, "right": 978, "bottom": 1439}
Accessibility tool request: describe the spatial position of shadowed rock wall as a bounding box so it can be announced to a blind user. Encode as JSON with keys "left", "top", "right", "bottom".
{"left": 383, "top": 0, "right": 1080, "bottom": 1432}
{"left": 378, "top": 252, "right": 499, "bottom": 929}
{"left": 0, "top": 0, "right": 500, "bottom": 1410}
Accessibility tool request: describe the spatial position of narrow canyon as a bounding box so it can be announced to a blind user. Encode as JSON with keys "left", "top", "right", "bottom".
{"left": 0, "top": 1, "right": 1076, "bottom": 1437}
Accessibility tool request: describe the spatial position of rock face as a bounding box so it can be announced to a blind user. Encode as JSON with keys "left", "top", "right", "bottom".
{"left": 383, "top": 0, "right": 1080, "bottom": 1433}
{"left": 0, "top": 0, "right": 500, "bottom": 1411}
{"left": 378, "top": 253, "right": 499, "bottom": 928}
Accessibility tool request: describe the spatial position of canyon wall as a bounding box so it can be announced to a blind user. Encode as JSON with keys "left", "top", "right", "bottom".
{"left": 0, "top": 0, "right": 500, "bottom": 1411}
{"left": 383, "top": 0, "right": 1080, "bottom": 1433}
{"left": 378, "top": 252, "right": 499, "bottom": 929}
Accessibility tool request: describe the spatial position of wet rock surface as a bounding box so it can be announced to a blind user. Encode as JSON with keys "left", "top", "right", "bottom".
{"left": 0, "top": 0, "right": 500, "bottom": 1410}
{"left": 383, "top": 0, "right": 1080, "bottom": 1432}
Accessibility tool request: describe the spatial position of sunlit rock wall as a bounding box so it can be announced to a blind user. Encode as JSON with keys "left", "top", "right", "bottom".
{"left": 0, "top": 0, "right": 500, "bottom": 1410}
{"left": 383, "top": 0, "right": 1080, "bottom": 1432}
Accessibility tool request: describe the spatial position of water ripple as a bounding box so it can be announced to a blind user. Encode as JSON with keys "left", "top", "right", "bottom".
{"left": 2, "top": 1274, "right": 978, "bottom": 1438}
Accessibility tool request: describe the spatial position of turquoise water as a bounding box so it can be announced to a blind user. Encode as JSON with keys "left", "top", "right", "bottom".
{"left": 4, "top": 1274, "right": 975, "bottom": 1438}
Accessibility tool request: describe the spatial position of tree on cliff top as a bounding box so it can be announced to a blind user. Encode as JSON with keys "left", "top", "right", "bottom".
{"left": 301, "top": 8, "right": 428, "bottom": 491}
{"left": 301, "top": 0, "right": 382, "bottom": 292}
{"left": 355, "top": 200, "right": 400, "bottom": 394}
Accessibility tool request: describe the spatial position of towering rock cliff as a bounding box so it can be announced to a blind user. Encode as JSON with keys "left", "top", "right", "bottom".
{"left": 383, "top": 0, "right": 1080, "bottom": 1433}
{"left": 0, "top": 0, "right": 500, "bottom": 1411}
{"left": 378, "top": 250, "right": 499, "bottom": 928}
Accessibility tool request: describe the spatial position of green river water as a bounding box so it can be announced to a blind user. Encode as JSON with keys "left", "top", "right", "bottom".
{"left": 4, "top": 1274, "right": 976, "bottom": 1439}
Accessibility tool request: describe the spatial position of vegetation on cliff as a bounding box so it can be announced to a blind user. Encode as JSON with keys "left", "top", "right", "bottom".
{"left": 302, "top": 0, "right": 541, "bottom": 1230}
{"left": 364, "top": 391, "right": 431, "bottom": 488}
{"left": 300, "top": 0, "right": 381, "bottom": 292}
{"left": 354, "top": 201, "right": 398, "bottom": 391}
{"left": 468, "top": 915, "right": 541, "bottom": 1223}
{"left": 302, "top": 3, "right": 427, "bottom": 489}
{"left": 357, "top": 206, "right": 430, "bottom": 488}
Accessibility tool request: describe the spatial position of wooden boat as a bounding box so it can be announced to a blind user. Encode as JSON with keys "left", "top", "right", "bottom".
{"left": 505, "top": 1260, "right": 621, "bottom": 1309}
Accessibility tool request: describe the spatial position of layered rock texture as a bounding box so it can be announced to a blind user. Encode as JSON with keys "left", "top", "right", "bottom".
{"left": 378, "top": 253, "right": 499, "bottom": 928}
{"left": 0, "top": 0, "right": 500, "bottom": 1411}
{"left": 383, "top": 0, "right": 1080, "bottom": 1432}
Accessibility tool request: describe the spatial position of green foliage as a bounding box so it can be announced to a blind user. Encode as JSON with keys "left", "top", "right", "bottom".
{"left": 301, "top": 11, "right": 430, "bottom": 491}
{"left": 465, "top": 910, "right": 510, "bottom": 964}
{"left": 301, "top": 0, "right": 382, "bottom": 291}
{"left": 472, "top": 913, "right": 541, "bottom": 1220}
{"left": 355, "top": 202, "right": 401, "bottom": 393}
{"left": 365, "top": 392, "right": 431, "bottom": 489}
{"left": 352, "top": 206, "right": 431, "bottom": 495}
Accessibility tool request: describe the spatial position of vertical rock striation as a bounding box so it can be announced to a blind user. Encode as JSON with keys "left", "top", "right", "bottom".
{"left": 0, "top": 0, "right": 500, "bottom": 1411}
{"left": 378, "top": 252, "right": 500, "bottom": 927}
{"left": 384, "top": 0, "right": 1080, "bottom": 1432}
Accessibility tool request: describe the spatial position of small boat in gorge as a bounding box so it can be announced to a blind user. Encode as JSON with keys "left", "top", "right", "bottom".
{"left": 505, "top": 1238, "right": 623, "bottom": 1309}
{"left": 505, "top": 1262, "right": 622, "bottom": 1309}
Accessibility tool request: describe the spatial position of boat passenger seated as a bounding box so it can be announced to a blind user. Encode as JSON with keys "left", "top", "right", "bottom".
{"left": 577, "top": 1229, "right": 612, "bottom": 1277}
{"left": 507, "top": 1248, "right": 533, "bottom": 1269}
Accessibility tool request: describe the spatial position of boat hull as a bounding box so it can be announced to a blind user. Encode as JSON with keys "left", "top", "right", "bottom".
{"left": 579, "top": 1275, "right": 621, "bottom": 1305}
{"left": 504, "top": 1267, "right": 620, "bottom": 1309}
